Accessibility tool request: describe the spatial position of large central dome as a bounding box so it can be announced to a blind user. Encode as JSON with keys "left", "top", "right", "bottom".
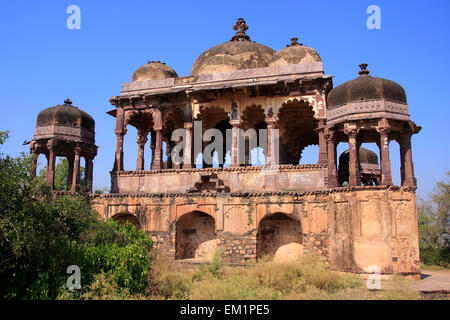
{"left": 190, "top": 18, "right": 275, "bottom": 76}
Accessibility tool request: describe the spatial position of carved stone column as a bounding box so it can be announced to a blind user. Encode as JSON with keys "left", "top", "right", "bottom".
{"left": 399, "top": 131, "right": 415, "bottom": 186}
{"left": 71, "top": 145, "right": 81, "bottom": 191}
{"left": 183, "top": 122, "right": 193, "bottom": 169}
{"left": 46, "top": 140, "right": 56, "bottom": 190}
{"left": 377, "top": 126, "right": 393, "bottom": 186}
{"left": 152, "top": 129, "right": 162, "bottom": 170}
{"left": 150, "top": 131, "right": 156, "bottom": 169}
{"left": 345, "top": 126, "right": 360, "bottom": 186}
{"left": 317, "top": 119, "right": 328, "bottom": 165}
{"left": 325, "top": 129, "right": 338, "bottom": 187}
{"left": 114, "top": 107, "right": 125, "bottom": 171}
{"left": 229, "top": 119, "right": 241, "bottom": 167}
{"left": 30, "top": 152, "right": 38, "bottom": 178}
{"left": 67, "top": 156, "right": 74, "bottom": 191}
{"left": 166, "top": 143, "right": 173, "bottom": 169}
{"left": 244, "top": 137, "right": 250, "bottom": 166}
{"left": 136, "top": 130, "right": 148, "bottom": 171}
{"left": 265, "top": 117, "right": 278, "bottom": 166}
{"left": 84, "top": 157, "right": 93, "bottom": 193}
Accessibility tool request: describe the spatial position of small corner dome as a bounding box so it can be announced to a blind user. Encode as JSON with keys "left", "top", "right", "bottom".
{"left": 339, "top": 147, "right": 379, "bottom": 165}
{"left": 327, "top": 64, "right": 407, "bottom": 109}
{"left": 36, "top": 99, "right": 95, "bottom": 133}
{"left": 190, "top": 18, "right": 275, "bottom": 76}
{"left": 131, "top": 61, "right": 178, "bottom": 82}
{"left": 269, "top": 37, "right": 322, "bottom": 67}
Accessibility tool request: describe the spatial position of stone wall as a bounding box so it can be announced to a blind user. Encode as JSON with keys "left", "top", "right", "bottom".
{"left": 92, "top": 186, "right": 420, "bottom": 276}
{"left": 110, "top": 165, "right": 327, "bottom": 194}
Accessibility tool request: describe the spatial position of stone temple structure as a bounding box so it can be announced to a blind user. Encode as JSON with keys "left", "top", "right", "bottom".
{"left": 92, "top": 18, "right": 422, "bottom": 276}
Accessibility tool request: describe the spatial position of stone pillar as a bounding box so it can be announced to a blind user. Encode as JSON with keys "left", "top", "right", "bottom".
{"left": 152, "top": 129, "right": 162, "bottom": 170}
{"left": 229, "top": 119, "right": 241, "bottom": 167}
{"left": 71, "top": 145, "right": 81, "bottom": 191}
{"left": 46, "top": 140, "right": 56, "bottom": 190}
{"left": 244, "top": 137, "right": 250, "bottom": 166}
{"left": 325, "top": 129, "right": 338, "bottom": 187}
{"left": 166, "top": 143, "right": 173, "bottom": 169}
{"left": 345, "top": 127, "right": 360, "bottom": 186}
{"left": 183, "top": 122, "right": 193, "bottom": 169}
{"left": 67, "top": 156, "right": 74, "bottom": 190}
{"left": 317, "top": 119, "right": 328, "bottom": 165}
{"left": 30, "top": 153, "right": 38, "bottom": 178}
{"left": 265, "top": 117, "right": 278, "bottom": 166}
{"left": 114, "top": 107, "right": 125, "bottom": 171}
{"left": 84, "top": 157, "right": 94, "bottom": 193}
{"left": 378, "top": 127, "right": 393, "bottom": 186}
{"left": 150, "top": 131, "right": 156, "bottom": 169}
{"left": 136, "top": 130, "right": 148, "bottom": 171}
{"left": 400, "top": 132, "right": 415, "bottom": 187}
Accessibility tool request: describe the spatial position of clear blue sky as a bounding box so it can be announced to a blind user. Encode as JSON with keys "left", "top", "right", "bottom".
{"left": 0, "top": 0, "right": 449, "bottom": 199}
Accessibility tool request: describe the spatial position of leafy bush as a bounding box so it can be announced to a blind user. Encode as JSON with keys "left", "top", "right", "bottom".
{"left": 0, "top": 131, "right": 152, "bottom": 299}
{"left": 418, "top": 172, "right": 450, "bottom": 267}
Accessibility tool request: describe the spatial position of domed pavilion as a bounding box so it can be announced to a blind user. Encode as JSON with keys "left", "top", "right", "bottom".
{"left": 30, "top": 99, "right": 97, "bottom": 192}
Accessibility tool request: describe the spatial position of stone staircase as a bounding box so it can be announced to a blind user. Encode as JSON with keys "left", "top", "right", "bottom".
{"left": 188, "top": 172, "right": 230, "bottom": 193}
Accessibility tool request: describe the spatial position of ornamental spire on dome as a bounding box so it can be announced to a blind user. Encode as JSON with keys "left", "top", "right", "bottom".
{"left": 231, "top": 18, "right": 250, "bottom": 41}
{"left": 358, "top": 63, "right": 370, "bottom": 76}
{"left": 64, "top": 99, "right": 73, "bottom": 106}
{"left": 287, "top": 37, "right": 303, "bottom": 47}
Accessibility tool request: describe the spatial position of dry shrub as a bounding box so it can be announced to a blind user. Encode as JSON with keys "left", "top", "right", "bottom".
{"left": 380, "top": 275, "right": 421, "bottom": 300}
{"left": 145, "top": 251, "right": 423, "bottom": 300}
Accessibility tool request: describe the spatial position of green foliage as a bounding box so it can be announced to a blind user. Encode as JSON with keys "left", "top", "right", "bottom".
{"left": 0, "top": 132, "right": 152, "bottom": 299}
{"left": 418, "top": 172, "right": 450, "bottom": 267}
{"left": 38, "top": 158, "right": 85, "bottom": 190}
{"left": 207, "top": 247, "right": 225, "bottom": 277}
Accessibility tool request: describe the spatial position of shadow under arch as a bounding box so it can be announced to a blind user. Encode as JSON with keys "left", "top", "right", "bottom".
{"left": 276, "top": 99, "right": 318, "bottom": 164}
{"left": 256, "top": 212, "right": 303, "bottom": 262}
{"left": 175, "top": 211, "right": 217, "bottom": 261}
{"left": 111, "top": 212, "right": 141, "bottom": 229}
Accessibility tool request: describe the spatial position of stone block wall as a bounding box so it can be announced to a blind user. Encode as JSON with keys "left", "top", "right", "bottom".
{"left": 92, "top": 186, "right": 420, "bottom": 276}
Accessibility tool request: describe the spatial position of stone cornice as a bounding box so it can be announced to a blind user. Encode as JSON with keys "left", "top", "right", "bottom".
{"left": 94, "top": 185, "right": 416, "bottom": 199}
{"left": 34, "top": 125, "right": 95, "bottom": 144}
{"left": 326, "top": 99, "right": 410, "bottom": 125}
{"left": 111, "top": 164, "right": 327, "bottom": 176}
{"left": 120, "top": 63, "right": 328, "bottom": 95}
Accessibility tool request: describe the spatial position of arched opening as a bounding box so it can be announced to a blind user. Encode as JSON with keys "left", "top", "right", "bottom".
{"left": 338, "top": 144, "right": 381, "bottom": 186}
{"left": 162, "top": 110, "right": 184, "bottom": 169}
{"left": 257, "top": 213, "right": 303, "bottom": 262}
{"left": 195, "top": 106, "right": 231, "bottom": 168}
{"left": 390, "top": 140, "right": 401, "bottom": 186}
{"left": 277, "top": 100, "right": 318, "bottom": 165}
{"left": 241, "top": 105, "right": 267, "bottom": 166}
{"left": 123, "top": 125, "right": 138, "bottom": 171}
{"left": 124, "top": 111, "right": 153, "bottom": 170}
{"left": 175, "top": 211, "right": 217, "bottom": 261}
{"left": 299, "top": 144, "right": 319, "bottom": 164}
{"left": 111, "top": 213, "right": 141, "bottom": 229}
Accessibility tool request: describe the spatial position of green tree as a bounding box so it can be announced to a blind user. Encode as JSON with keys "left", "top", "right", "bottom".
{"left": 0, "top": 131, "right": 152, "bottom": 299}
{"left": 38, "top": 158, "right": 85, "bottom": 190}
{"left": 418, "top": 172, "right": 450, "bottom": 266}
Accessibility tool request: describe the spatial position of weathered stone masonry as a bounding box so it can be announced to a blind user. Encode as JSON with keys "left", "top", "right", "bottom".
{"left": 92, "top": 185, "right": 420, "bottom": 275}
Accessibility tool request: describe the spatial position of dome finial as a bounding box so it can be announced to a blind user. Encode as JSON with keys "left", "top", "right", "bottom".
{"left": 231, "top": 18, "right": 250, "bottom": 41}
{"left": 64, "top": 99, "right": 73, "bottom": 106}
{"left": 358, "top": 63, "right": 370, "bottom": 76}
{"left": 287, "top": 37, "right": 303, "bottom": 47}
